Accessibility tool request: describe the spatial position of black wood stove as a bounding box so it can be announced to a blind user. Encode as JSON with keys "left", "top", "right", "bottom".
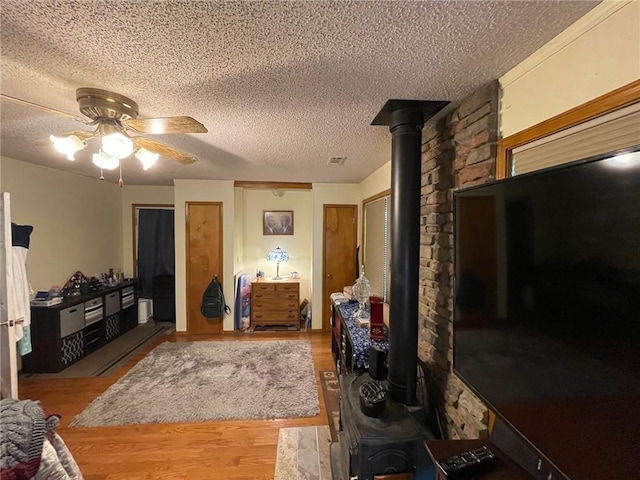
{"left": 330, "top": 100, "right": 449, "bottom": 480}
{"left": 330, "top": 373, "right": 437, "bottom": 479}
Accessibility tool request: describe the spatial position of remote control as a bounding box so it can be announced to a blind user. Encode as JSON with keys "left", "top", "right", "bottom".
{"left": 438, "top": 446, "right": 497, "bottom": 477}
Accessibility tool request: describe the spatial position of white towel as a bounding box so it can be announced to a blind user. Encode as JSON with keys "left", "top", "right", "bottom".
{"left": 9, "top": 246, "right": 32, "bottom": 354}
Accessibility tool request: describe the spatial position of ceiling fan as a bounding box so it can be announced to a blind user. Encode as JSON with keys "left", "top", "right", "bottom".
{"left": 1, "top": 87, "right": 207, "bottom": 184}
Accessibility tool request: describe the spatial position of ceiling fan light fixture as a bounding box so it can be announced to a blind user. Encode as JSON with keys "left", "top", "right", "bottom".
{"left": 135, "top": 147, "right": 159, "bottom": 170}
{"left": 92, "top": 150, "right": 120, "bottom": 170}
{"left": 50, "top": 134, "right": 84, "bottom": 160}
{"left": 101, "top": 132, "right": 133, "bottom": 159}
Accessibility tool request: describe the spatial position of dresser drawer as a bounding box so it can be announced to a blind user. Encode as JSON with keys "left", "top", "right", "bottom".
{"left": 60, "top": 305, "right": 84, "bottom": 338}
{"left": 273, "top": 291, "right": 299, "bottom": 302}
{"left": 275, "top": 283, "right": 298, "bottom": 293}
{"left": 253, "top": 283, "right": 276, "bottom": 293}
{"left": 252, "top": 282, "right": 298, "bottom": 295}
{"left": 252, "top": 290, "right": 278, "bottom": 300}
{"left": 252, "top": 284, "right": 276, "bottom": 299}
{"left": 251, "top": 311, "right": 299, "bottom": 323}
{"left": 252, "top": 298, "right": 299, "bottom": 311}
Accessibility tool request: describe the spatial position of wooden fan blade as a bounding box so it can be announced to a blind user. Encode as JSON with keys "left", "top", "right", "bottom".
{"left": 123, "top": 116, "right": 207, "bottom": 134}
{"left": 61, "top": 130, "right": 97, "bottom": 141}
{"left": 0, "top": 93, "right": 90, "bottom": 124}
{"left": 35, "top": 130, "right": 97, "bottom": 145}
{"left": 133, "top": 137, "right": 198, "bottom": 165}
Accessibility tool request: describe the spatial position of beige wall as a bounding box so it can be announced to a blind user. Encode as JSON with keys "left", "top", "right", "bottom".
{"left": 360, "top": 161, "right": 391, "bottom": 201}
{"left": 500, "top": 0, "right": 640, "bottom": 136}
{"left": 173, "top": 179, "right": 235, "bottom": 332}
{"left": 311, "top": 183, "right": 360, "bottom": 329}
{"left": 233, "top": 187, "right": 245, "bottom": 276}
{"left": 120, "top": 185, "right": 175, "bottom": 278}
{"left": 0, "top": 156, "right": 122, "bottom": 292}
{"left": 242, "top": 189, "right": 313, "bottom": 302}
{"left": 0, "top": 152, "right": 387, "bottom": 334}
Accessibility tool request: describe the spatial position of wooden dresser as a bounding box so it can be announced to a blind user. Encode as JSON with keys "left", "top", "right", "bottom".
{"left": 250, "top": 279, "right": 300, "bottom": 329}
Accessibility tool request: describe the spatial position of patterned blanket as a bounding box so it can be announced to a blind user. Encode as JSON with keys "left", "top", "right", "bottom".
{"left": 0, "top": 398, "right": 83, "bottom": 480}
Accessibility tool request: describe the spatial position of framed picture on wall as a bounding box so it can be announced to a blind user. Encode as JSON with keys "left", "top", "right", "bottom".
{"left": 263, "top": 210, "right": 294, "bottom": 235}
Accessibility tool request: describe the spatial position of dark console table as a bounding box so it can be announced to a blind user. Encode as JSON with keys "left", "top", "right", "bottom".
{"left": 23, "top": 280, "right": 139, "bottom": 373}
{"left": 330, "top": 293, "right": 389, "bottom": 374}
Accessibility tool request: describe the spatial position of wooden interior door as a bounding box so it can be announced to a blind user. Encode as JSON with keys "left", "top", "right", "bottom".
{"left": 186, "top": 202, "right": 223, "bottom": 334}
{"left": 322, "top": 204, "right": 357, "bottom": 331}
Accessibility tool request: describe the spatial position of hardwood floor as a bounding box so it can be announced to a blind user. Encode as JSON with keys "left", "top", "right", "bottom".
{"left": 18, "top": 330, "right": 335, "bottom": 480}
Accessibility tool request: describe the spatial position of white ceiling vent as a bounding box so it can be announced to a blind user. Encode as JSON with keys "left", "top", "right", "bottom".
{"left": 328, "top": 156, "right": 347, "bottom": 166}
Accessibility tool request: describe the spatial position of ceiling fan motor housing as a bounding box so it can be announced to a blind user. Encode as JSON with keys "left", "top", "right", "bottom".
{"left": 76, "top": 87, "right": 139, "bottom": 122}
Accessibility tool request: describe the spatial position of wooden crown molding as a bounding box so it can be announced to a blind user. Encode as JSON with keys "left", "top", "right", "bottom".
{"left": 233, "top": 181, "right": 312, "bottom": 190}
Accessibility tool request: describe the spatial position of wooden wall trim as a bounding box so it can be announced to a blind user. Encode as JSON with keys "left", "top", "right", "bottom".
{"left": 362, "top": 188, "right": 391, "bottom": 206}
{"left": 233, "top": 181, "right": 312, "bottom": 190}
{"left": 497, "top": 79, "right": 640, "bottom": 178}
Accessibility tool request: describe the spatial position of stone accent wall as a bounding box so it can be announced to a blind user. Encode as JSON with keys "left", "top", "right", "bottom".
{"left": 418, "top": 81, "right": 499, "bottom": 439}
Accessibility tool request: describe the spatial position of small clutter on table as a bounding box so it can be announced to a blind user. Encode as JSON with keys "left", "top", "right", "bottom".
{"left": 352, "top": 267, "right": 372, "bottom": 327}
{"left": 58, "top": 268, "right": 126, "bottom": 299}
{"left": 30, "top": 289, "right": 63, "bottom": 307}
{"left": 60, "top": 270, "right": 88, "bottom": 297}
{"left": 342, "top": 285, "right": 353, "bottom": 300}
{"left": 369, "top": 295, "right": 385, "bottom": 341}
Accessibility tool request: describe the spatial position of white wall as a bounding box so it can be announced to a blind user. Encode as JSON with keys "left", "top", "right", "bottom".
{"left": 311, "top": 183, "right": 360, "bottom": 329}
{"left": 243, "top": 189, "right": 313, "bottom": 302}
{"left": 120, "top": 185, "right": 175, "bottom": 278}
{"left": 0, "top": 156, "right": 122, "bottom": 292}
{"left": 500, "top": 0, "right": 640, "bottom": 136}
{"left": 174, "top": 179, "right": 235, "bottom": 332}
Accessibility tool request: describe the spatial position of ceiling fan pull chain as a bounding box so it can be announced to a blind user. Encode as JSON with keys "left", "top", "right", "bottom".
{"left": 118, "top": 162, "right": 124, "bottom": 188}
{"left": 99, "top": 168, "right": 104, "bottom": 180}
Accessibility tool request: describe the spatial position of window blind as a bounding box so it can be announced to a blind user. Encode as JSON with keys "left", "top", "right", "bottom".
{"left": 363, "top": 195, "right": 390, "bottom": 301}
{"left": 512, "top": 102, "right": 640, "bottom": 175}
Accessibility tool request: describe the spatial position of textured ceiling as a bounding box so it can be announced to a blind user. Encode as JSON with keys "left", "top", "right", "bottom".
{"left": 0, "top": 0, "right": 600, "bottom": 186}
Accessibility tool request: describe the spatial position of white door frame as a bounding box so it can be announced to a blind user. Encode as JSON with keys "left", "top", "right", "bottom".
{"left": 1, "top": 192, "right": 18, "bottom": 399}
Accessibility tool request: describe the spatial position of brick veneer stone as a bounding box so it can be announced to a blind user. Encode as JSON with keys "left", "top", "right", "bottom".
{"left": 418, "top": 81, "right": 499, "bottom": 439}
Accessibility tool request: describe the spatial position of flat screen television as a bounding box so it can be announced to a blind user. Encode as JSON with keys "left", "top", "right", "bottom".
{"left": 453, "top": 146, "right": 640, "bottom": 479}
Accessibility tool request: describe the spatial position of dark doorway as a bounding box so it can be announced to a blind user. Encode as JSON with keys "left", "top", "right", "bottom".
{"left": 135, "top": 207, "right": 175, "bottom": 300}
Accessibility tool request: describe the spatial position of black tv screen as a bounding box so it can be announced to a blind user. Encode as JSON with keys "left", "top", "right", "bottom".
{"left": 453, "top": 147, "right": 640, "bottom": 479}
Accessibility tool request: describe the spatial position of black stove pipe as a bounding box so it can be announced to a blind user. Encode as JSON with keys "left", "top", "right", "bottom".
{"left": 372, "top": 100, "right": 449, "bottom": 405}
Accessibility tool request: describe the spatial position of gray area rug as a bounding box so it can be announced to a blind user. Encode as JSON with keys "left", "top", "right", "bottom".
{"left": 70, "top": 340, "right": 319, "bottom": 427}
